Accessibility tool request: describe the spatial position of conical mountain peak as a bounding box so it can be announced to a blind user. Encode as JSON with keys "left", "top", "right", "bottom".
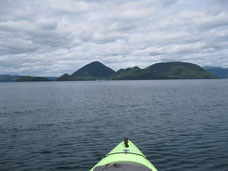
{"left": 71, "top": 61, "right": 115, "bottom": 78}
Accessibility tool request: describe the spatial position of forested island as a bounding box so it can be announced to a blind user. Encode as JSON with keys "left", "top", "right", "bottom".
{"left": 0, "top": 61, "right": 223, "bottom": 82}
{"left": 56, "top": 61, "right": 218, "bottom": 81}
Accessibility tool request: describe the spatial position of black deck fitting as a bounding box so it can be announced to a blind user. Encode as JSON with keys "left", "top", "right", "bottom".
{"left": 124, "top": 137, "right": 129, "bottom": 147}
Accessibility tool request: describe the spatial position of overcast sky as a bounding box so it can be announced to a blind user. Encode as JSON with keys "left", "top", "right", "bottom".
{"left": 0, "top": 0, "right": 228, "bottom": 76}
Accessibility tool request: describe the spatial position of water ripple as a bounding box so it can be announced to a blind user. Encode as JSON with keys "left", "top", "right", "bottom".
{"left": 0, "top": 80, "right": 228, "bottom": 170}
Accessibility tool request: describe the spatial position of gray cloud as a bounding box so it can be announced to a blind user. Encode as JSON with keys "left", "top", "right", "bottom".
{"left": 0, "top": 0, "right": 228, "bottom": 76}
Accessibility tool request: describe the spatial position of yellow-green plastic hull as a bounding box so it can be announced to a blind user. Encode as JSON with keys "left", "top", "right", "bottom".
{"left": 90, "top": 140, "right": 157, "bottom": 171}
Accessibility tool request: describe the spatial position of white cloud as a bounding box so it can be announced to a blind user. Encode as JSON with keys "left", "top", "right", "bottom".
{"left": 0, "top": 0, "right": 227, "bottom": 76}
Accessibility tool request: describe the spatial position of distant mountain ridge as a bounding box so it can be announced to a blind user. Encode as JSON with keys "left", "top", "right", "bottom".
{"left": 0, "top": 75, "right": 21, "bottom": 82}
{"left": 57, "top": 61, "right": 218, "bottom": 81}
{"left": 204, "top": 66, "right": 228, "bottom": 78}
{"left": 0, "top": 75, "right": 57, "bottom": 82}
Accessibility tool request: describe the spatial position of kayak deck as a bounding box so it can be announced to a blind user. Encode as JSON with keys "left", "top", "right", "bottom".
{"left": 93, "top": 162, "right": 152, "bottom": 171}
{"left": 90, "top": 139, "right": 157, "bottom": 171}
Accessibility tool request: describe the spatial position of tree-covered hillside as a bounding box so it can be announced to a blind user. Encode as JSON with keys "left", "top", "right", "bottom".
{"left": 112, "top": 62, "right": 218, "bottom": 80}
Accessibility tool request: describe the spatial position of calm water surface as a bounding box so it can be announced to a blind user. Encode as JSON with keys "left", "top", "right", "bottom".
{"left": 0, "top": 80, "right": 228, "bottom": 171}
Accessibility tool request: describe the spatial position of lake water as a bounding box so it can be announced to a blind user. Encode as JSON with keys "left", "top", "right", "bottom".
{"left": 0, "top": 80, "right": 228, "bottom": 171}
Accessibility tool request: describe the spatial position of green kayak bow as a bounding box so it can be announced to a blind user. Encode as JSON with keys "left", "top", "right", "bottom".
{"left": 90, "top": 138, "right": 157, "bottom": 171}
